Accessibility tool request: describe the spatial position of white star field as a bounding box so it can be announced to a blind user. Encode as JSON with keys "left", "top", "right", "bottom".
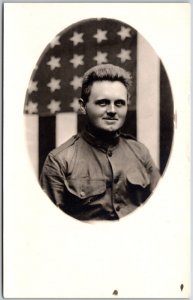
{"left": 70, "top": 76, "right": 83, "bottom": 90}
{"left": 93, "top": 51, "right": 108, "bottom": 64}
{"left": 70, "top": 31, "right": 84, "bottom": 46}
{"left": 28, "top": 80, "right": 38, "bottom": 94}
{"left": 93, "top": 29, "right": 107, "bottom": 43}
{"left": 50, "top": 35, "right": 61, "bottom": 48}
{"left": 25, "top": 101, "right": 38, "bottom": 114}
{"left": 117, "top": 49, "right": 131, "bottom": 63}
{"left": 47, "top": 56, "right": 61, "bottom": 70}
{"left": 47, "top": 78, "right": 61, "bottom": 92}
{"left": 26, "top": 24, "right": 133, "bottom": 114}
{"left": 47, "top": 99, "right": 61, "bottom": 114}
{"left": 117, "top": 26, "right": 131, "bottom": 40}
{"left": 70, "top": 54, "right": 84, "bottom": 68}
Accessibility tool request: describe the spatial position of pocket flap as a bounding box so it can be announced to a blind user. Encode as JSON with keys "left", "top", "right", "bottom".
{"left": 64, "top": 178, "right": 106, "bottom": 199}
{"left": 126, "top": 169, "right": 150, "bottom": 188}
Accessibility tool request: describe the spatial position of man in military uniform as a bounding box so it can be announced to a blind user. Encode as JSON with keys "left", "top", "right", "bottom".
{"left": 40, "top": 64, "right": 160, "bottom": 221}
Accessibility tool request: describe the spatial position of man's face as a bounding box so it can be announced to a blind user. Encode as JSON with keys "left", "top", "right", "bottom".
{"left": 84, "top": 80, "right": 128, "bottom": 133}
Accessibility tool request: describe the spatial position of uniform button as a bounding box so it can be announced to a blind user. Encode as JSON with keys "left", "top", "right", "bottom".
{"left": 106, "top": 180, "right": 112, "bottom": 188}
{"left": 80, "top": 191, "right": 85, "bottom": 197}
{"left": 116, "top": 206, "right": 120, "bottom": 212}
{"left": 108, "top": 150, "right": 112, "bottom": 157}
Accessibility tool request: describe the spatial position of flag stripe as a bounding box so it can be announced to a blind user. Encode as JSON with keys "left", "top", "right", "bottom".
{"left": 121, "top": 110, "right": 137, "bottom": 138}
{"left": 56, "top": 112, "right": 77, "bottom": 147}
{"left": 24, "top": 115, "right": 39, "bottom": 175}
{"left": 136, "top": 33, "right": 160, "bottom": 168}
{"left": 77, "top": 114, "right": 87, "bottom": 133}
{"left": 38, "top": 116, "right": 56, "bottom": 177}
{"left": 159, "top": 62, "right": 174, "bottom": 174}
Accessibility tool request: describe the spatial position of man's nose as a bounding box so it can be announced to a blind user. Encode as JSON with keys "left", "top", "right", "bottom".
{"left": 107, "top": 103, "right": 116, "bottom": 114}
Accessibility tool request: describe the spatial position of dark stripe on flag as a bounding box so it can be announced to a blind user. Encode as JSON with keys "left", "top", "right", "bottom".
{"left": 120, "top": 110, "right": 137, "bottom": 139}
{"left": 39, "top": 116, "right": 56, "bottom": 177}
{"left": 77, "top": 114, "right": 87, "bottom": 133}
{"left": 159, "top": 62, "right": 174, "bottom": 175}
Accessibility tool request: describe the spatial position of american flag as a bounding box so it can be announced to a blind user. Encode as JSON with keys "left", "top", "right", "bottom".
{"left": 24, "top": 18, "right": 173, "bottom": 177}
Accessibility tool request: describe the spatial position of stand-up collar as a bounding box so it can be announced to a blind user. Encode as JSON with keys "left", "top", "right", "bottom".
{"left": 81, "top": 127, "right": 120, "bottom": 152}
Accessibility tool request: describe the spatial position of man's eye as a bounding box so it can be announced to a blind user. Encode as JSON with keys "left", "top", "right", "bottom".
{"left": 115, "top": 100, "right": 126, "bottom": 107}
{"left": 96, "top": 100, "right": 108, "bottom": 106}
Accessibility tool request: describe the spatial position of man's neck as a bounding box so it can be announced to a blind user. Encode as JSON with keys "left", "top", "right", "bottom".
{"left": 86, "top": 123, "right": 119, "bottom": 142}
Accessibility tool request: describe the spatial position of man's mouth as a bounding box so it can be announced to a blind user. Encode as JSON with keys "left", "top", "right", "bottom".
{"left": 103, "top": 118, "right": 118, "bottom": 120}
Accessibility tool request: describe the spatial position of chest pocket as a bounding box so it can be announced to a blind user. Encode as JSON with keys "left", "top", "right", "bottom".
{"left": 64, "top": 178, "right": 106, "bottom": 200}
{"left": 126, "top": 168, "right": 150, "bottom": 206}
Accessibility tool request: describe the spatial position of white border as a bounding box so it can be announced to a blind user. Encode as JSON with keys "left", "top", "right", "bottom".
{"left": 3, "top": 3, "right": 191, "bottom": 298}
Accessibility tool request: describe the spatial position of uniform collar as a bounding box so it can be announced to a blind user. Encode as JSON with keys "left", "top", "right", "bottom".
{"left": 81, "top": 126, "right": 120, "bottom": 151}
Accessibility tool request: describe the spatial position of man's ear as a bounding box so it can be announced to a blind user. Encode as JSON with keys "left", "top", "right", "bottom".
{"left": 126, "top": 95, "right": 131, "bottom": 109}
{"left": 79, "top": 98, "right": 86, "bottom": 115}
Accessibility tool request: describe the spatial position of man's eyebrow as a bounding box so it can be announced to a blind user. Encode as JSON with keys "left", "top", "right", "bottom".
{"left": 115, "top": 99, "right": 127, "bottom": 102}
{"left": 95, "top": 98, "right": 127, "bottom": 102}
{"left": 95, "top": 98, "right": 110, "bottom": 103}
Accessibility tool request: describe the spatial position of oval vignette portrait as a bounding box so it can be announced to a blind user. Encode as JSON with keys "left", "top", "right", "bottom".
{"left": 24, "top": 18, "right": 174, "bottom": 222}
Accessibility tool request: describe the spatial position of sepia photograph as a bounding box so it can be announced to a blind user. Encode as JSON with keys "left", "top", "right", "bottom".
{"left": 3, "top": 3, "right": 190, "bottom": 298}
{"left": 24, "top": 17, "right": 172, "bottom": 221}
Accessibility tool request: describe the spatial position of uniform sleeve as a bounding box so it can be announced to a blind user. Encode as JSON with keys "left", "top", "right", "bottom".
{"left": 40, "top": 153, "right": 66, "bottom": 208}
{"left": 143, "top": 146, "right": 160, "bottom": 191}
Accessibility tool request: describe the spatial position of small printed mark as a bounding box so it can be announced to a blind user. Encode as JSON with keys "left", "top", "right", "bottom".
{"left": 180, "top": 284, "right": 184, "bottom": 291}
{"left": 113, "top": 290, "right": 118, "bottom": 296}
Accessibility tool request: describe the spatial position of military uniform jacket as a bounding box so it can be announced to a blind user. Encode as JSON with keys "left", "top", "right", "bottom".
{"left": 40, "top": 130, "right": 160, "bottom": 221}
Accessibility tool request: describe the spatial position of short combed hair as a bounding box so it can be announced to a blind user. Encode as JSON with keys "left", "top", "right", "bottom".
{"left": 81, "top": 64, "right": 132, "bottom": 103}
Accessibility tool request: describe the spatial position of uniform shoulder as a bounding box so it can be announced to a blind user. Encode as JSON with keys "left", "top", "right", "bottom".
{"left": 49, "top": 134, "right": 80, "bottom": 159}
{"left": 121, "top": 135, "right": 148, "bottom": 156}
{"left": 120, "top": 132, "right": 136, "bottom": 140}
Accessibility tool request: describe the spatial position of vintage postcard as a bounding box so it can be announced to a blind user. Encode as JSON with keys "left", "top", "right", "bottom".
{"left": 3, "top": 3, "right": 191, "bottom": 298}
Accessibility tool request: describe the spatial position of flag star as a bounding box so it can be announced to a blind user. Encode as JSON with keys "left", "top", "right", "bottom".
{"left": 47, "top": 99, "right": 61, "bottom": 114}
{"left": 25, "top": 101, "right": 38, "bottom": 114}
{"left": 93, "top": 51, "right": 108, "bottom": 65}
{"left": 70, "top": 75, "right": 82, "bottom": 90}
{"left": 93, "top": 29, "right": 107, "bottom": 43}
{"left": 117, "top": 49, "right": 131, "bottom": 63}
{"left": 70, "top": 97, "right": 81, "bottom": 113}
{"left": 28, "top": 80, "right": 38, "bottom": 94}
{"left": 50, "top": 35, "right": 61, "bottom": 48}
{"left": 117, "top": 26, "right": 132, "bottom": 40}
{"left": 47, "top": 56, "right": 61, "bottom": 70}
{"left": 70, "top": 31, "right": 84, "bottom": 46}
{"left": 70, "top": 54, "right": 84, "bottom": 68}
{"left": 47, "top": 77, "right": 61, "bottom": 92}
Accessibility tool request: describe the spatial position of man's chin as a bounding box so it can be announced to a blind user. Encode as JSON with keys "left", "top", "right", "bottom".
{"left": 106, "top": 128, "right": 118, "bottom": 132}
{"left": 100, "top": 125, "right": 120, "bottom": 133}
{"left": 87, "top": 121, "right": 122, "bottom": 135}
